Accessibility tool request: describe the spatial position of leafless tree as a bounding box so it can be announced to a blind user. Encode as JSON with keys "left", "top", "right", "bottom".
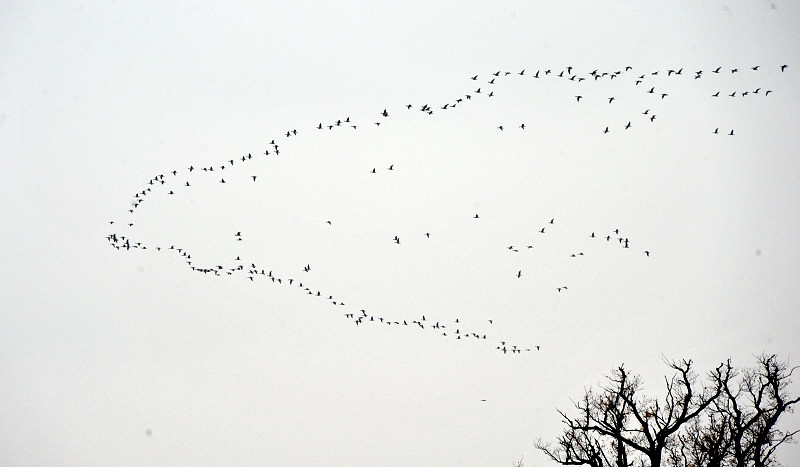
{"left": 538, "top": 356, "right": 798, "bottom": 467}
{"left": 537, "top": 359, "right": 726, "bottom": 467}
{"left": 714, "top": 354, "right": 798, "bottom": 467}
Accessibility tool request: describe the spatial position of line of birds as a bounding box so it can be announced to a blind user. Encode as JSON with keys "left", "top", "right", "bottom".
{"left": 108, "top": 63, "right": 787, "bottom": 354}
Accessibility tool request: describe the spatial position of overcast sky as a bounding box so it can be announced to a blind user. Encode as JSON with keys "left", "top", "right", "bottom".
{"left": 2, "top": 1, "right": 800, "bottom": 465}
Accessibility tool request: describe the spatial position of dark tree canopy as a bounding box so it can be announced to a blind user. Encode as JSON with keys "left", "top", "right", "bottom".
{"left": 535, "top": 355, "right": 798, "bottom": 467}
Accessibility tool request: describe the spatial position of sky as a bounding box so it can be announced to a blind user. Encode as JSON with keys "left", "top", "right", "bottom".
{"left": 2, "top": 1, "right": 800, "bottom": 465}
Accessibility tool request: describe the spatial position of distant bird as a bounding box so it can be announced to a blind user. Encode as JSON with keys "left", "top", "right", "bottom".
{"left": 713, "top": 128, "right": 719, "bottom": 134}
{"left": 474, "top": 214, "right": 479, "bottom": 218}
{"left": 497, "top": 125, "right": 503, "bottom": 131}
{"left": 729, "top": 129, "right": 734, "bottom": 136}
{"left": 712, "top": 67, "right": 721, "bottom": 73}
{"left": 625, "top": 121, "right": 631, "bottom": 130}
{"left": 388, "top": 164, "right": 394, "bottom": 170}
{"left": 575, "top": 95, "right": 583, "bottom": 102}
{"left": 781, "top": 64, "right": 788, "bottom": 72}
{"left": 661, "top": 93, "right": 668, "bottom": 99}
{"left": 712, "top": 91, "right": 720, "bottom": 97}
{"left": 251, "top": 176, "right": 256, "bottom": 181}
{"left": 381, "top": 109, "right": 388, "bottom": 117}
{"left": 517, "top": 270, "right": 522, "bottom": 278}
{"left": 608, "top": 97, "right": 615, "bottom": 103}
{"left": 471, "top": 75, "right": 478, "bottom": 80}
{"left": 603, "top": 126, "right": 610, "bottom": 134}
{"left": 650, "top": 115, "right": 656, "bottom": 122}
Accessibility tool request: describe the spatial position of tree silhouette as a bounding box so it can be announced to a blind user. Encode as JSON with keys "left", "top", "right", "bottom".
{"left": 536, "top": 355, "right": 798, "bottom": 467}
{"left": 667, "top": 354, "right": 800, "bottom": 467}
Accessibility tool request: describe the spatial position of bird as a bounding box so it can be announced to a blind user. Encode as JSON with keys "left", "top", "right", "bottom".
{"left": 603, "top": 126, "right": 610, "bottom": 134}
{"left": 781, "top": 64, "right": 788, "bottom": 72}
{"left": 625, "top": 121, "right": 631, "bottom": 130}
{"left": 381, "top": 109, "right": 388, "bottom": 117}
{"left": 713, "top": 128, "right": 719, "bottom": 134}
{"left": 644, "top": 251, "right": 650, "bottom": 257}
{"left": 712, "top": 91, "right": 720, "bottom": 97}
{"left": 517, "top": 270, "right": 522, "bottom": 278}
{"left": 608, "top": 97, "right": 615, "bottom": 103}
{"left": 575, "top": 95, "right": 583, "bottom": 102}
{"left": 729, "top": 129, "right": 734, "bottom": 136}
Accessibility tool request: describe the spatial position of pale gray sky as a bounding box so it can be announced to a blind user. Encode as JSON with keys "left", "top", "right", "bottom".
{"left": 2, "top": 1, "right": 800, "bottom": 465}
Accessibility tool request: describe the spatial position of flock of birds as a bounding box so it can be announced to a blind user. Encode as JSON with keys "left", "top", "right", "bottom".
{"left": 107, "top": 63, "right": 787, "bottom": 354}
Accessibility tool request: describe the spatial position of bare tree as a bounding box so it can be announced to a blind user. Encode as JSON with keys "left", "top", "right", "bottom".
{"left": 537, "top": 359, "right": 726, "bottom": 467}
{"left": 713, "top": 354, "right": 799, "bottom": 467}
{"left": 538, "top": 356, "right": 799, "bottom": 467}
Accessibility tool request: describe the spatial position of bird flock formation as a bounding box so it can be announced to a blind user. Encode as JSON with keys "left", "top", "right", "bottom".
{"left": 107, "top": 63, "right": 788, "bottom": 354}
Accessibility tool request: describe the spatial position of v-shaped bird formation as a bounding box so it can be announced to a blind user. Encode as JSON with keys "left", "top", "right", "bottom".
{"left": 107, "top": 63, "right": 788, "bottom": 355}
